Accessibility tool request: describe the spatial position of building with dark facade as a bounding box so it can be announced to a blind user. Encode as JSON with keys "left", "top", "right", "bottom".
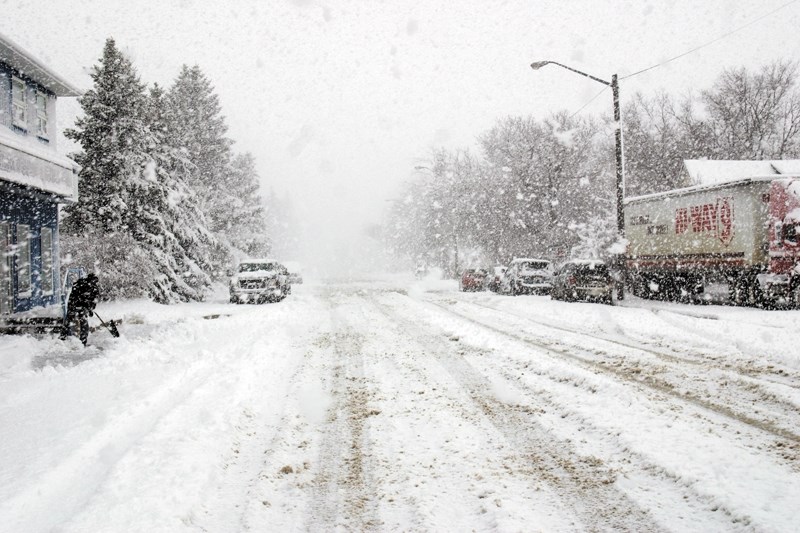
{"left": 0, "top": 33, "right": 81, "bottom": 318}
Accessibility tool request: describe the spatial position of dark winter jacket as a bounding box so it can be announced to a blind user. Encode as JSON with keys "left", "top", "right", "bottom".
{"left": 68, "top": 274, "right": 100, "bottom": 313}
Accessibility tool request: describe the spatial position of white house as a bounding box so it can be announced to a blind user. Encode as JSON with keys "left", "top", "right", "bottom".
{"left": 0, "top": 32, "right": 81, "bottom": 317}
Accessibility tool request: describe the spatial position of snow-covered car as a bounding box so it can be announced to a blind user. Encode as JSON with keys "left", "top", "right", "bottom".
{"left": 282, "top": 261, "right": 304, "bottom": 285}
{"left": 501, "top": 258, "right": 554, "bottom": 295}
{"left": 229, "top": 260, "right": 291, "bottom": 304}
{"left": 551, "top": 259, "right": 613, "bottom": 304}
{"left": 459, "top": 268, "right": 487, "bottom": 292}
{"left": 485, "top": 265, "right": 507, "bottom": 292}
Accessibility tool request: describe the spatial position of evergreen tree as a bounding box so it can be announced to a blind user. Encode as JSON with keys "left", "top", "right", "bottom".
{"left": 62, "top": 39, "right": 217, "bottom": 302}
{"left": 166, "top": 65, "right": 272, "bottom": 270}
{"left": 142, "top": 84, "right": 216, "bottom": 301}
{"left": 165, "top": 65, "right": 236, "bottom": 273}
{"left": 63, "top": 38, "right": 149, "bottom": 234}
{"left": 61, "top": 38, "right": 159, "bottom": 299}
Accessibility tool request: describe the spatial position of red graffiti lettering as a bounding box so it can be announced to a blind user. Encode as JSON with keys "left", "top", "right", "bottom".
{"left": 717, "top": 197, "right": 734, "bottom": 245}
{"left": 676, "top": 198, "right": 735, "bottom": 246}
{"left": 690, "top": 205, "right": 703, "bottom": 232}
{"left": 675, "top": 208, "right": 689, "bottom": 233}
{"left": 701, "top": 203, "right": 717, "bottom": 232}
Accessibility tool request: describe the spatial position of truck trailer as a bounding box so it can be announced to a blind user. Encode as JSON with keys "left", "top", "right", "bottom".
{"left": 624, "top": 177, "right": 800, "bottom": 307}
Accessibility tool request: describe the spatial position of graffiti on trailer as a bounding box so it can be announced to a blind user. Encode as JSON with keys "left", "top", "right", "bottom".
{"left": 675, "top": 197, "right": 735, "bottom": 246}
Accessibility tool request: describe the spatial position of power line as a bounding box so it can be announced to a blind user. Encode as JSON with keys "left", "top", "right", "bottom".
{"left": 565, "top": 1, "right": 798, "bottom": 118}
{"left": 621, "top": 0, "right": 800, "bottom": 80}
{"left": 570, "top": 86, "right": 610, "bottom": 118}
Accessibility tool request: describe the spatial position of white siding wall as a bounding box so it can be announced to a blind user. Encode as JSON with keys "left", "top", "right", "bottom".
{"left": 0, "top": 68, "right": 10, "bottom": 129}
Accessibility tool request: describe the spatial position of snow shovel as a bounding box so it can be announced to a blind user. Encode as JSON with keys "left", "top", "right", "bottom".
{"left": 94, "top": 311, "right": 120, "bottom": 338}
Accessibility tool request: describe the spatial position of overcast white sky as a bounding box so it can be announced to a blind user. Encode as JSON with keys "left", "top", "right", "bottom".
{"left": 4, "top": 0, "right": 800, "bottom": 271}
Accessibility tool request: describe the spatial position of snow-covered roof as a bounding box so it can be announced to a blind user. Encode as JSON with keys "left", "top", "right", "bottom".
{"left": 626, "top": 176, "right": 787, "bottom": 204}
{"left": 240, "top": 258, "right": 279, "bottom": 264}
{"left": 568, "top": 259, "right": 607, "bottom": 265}
{"left": 0, "top": 32, "right": 81, "bottom": 97}
{"left": 684, "top": 159, "right": 800, "bottom": 185}
{"left": 626, "top": 159, "right": 800, "bottom": 204}
{"left": 510, "top": 257, "right": 550, "bottom": 263}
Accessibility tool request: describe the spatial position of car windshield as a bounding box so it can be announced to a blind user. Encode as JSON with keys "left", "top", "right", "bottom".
{"left": 575, "top": 263, "right": 609, "bottom": 276}
{"left": 239, "top": 263, "right": 278, "bottom": 272}
{"left": 520, "top": 261, "right": 550, "bottom": 271}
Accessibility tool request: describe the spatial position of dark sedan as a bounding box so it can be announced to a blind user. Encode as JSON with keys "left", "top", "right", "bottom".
{"left": 551, "top": 260, "right": 613, "bottom": 304}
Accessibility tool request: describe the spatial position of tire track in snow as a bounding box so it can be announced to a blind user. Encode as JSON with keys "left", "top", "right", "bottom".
{"left": 351, "top": 298, "right": 572, "bottom": 531}
{"left": 303, "top": 291, "right": 382, "bottom": 532}
{"left": 454, "top": 299, "right": 729, "bottom": 366}
{"left": 649, "top": 306, "right": 800, "bottom": 379}
{"left": 209, "top": 317, "right": 339, "bottom": 531}
{"left": 439, "top": 297, "right": 800, "bottom": 442}
{"left": 423, "top": 297, "right": 800, "bottom": 446}
{"left": 369, "top": 294, "right": 668, "bottom": 532}
{"left": 453, "top": 296, "right": 800, "bottom": 390}
{"left": 377, "top": 291, "right": 800, "bottom": 531}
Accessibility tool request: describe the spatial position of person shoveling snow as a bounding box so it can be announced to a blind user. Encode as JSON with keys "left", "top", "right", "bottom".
{"left": 59, "top": 273, "right": 101, "bottom": 346}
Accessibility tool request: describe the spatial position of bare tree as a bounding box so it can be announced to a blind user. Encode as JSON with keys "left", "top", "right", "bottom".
{"left": 701, "top": 60, "right": 800, "bottom": 159}
{"left": 623, "top": 91, "right": 689, "bottom": 196}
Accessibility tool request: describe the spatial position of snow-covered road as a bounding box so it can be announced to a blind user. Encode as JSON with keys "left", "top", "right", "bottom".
{"left": 1, "top": 278, "right": 799, "bottom": 532}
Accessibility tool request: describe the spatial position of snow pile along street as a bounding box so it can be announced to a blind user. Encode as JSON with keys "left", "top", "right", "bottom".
{"left": 1, "top": 279, "right": 799, "bottom": 531}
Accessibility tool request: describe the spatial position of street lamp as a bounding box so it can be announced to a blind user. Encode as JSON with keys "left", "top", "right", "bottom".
{"left": 529, "top": 61, "right": 624, "bottom": 240}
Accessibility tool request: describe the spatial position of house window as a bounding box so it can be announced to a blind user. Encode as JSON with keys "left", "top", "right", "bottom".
{"left": 36, "top": 91, "right": 48, "bottom": 138}
{"left": 16, "top": 224, "right": 31, "bottom": 296}
{"left": 784, "top": 222, "right": 799, "bottom": 245}
{"left": 40, "top": 227, "right": 54, "bottom": 294}
{"left": 12, "top": 77, "right": 27, "bottom": 129}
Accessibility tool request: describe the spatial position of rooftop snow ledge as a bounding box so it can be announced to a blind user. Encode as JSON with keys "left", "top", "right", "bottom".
{"left": 0, "top": 128, "right": 79, "bottom": 201}
{"left": 0, "top": 32, "right": 82, "bottom": 96}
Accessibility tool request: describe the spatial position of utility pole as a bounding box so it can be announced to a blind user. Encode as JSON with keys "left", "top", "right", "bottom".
{"left": 530, "top": 60, "right": 626, "bottom": 298}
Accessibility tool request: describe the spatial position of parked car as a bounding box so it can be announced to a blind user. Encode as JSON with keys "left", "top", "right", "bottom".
{"left": 551, "top": 259, "right": 613, "bottom": 304}
{"left": 459, "top": 268, "right": 488, "bottom": 292}
{"left": 501, "top": 258, "right": 554, "bottom": 295}
{"left": 229, "top": 259, "right": 291, "bottom": 304}
{"left": 485, "top": 265, "right": 507, "bottom": 292}
{"left": 283, "top": 261, "right": 304, "bottom": 285}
